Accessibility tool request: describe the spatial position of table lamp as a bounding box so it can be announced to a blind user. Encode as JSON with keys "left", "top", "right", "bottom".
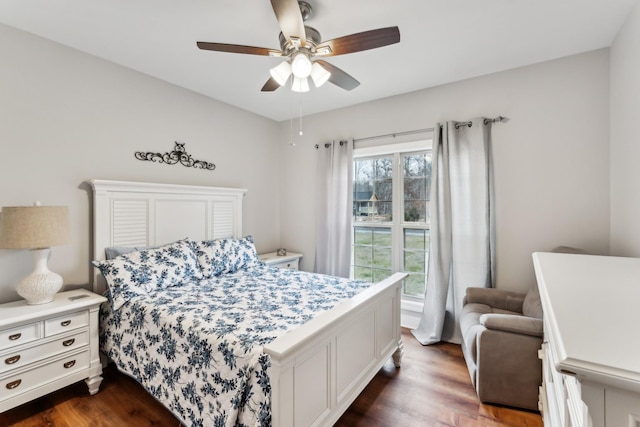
{"left": 0, "top": 203, "right": 71, "bottom": 304}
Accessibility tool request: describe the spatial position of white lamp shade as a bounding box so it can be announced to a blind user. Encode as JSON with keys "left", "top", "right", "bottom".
{"left": 291, "top": 76, "right": 310, "bottom": 93}
{"left": 269, "top": 61, "right": 292, "bottom": 86}
{"left": 0, "top": 205, "right": 70, "bottom": 249}
{"left": 310, "top": 62, "right": 331, "bottom": 87}
{"left": 291, "top": 52, "right": 312, "bottom": 78}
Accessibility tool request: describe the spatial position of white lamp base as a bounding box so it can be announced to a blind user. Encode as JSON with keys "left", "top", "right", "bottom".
{"left": 16, "top": 248, "right": 63, "bottom": 305}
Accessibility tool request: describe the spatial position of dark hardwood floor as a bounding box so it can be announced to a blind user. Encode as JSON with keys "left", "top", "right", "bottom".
{"left": 0, "top": 329, "right": 542, "bottom": 426}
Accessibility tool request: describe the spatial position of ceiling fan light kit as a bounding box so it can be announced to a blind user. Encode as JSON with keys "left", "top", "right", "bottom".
{"left": 270, "top": 61, "right": 292, "bottom": 86}
{"left": 292, "top": 76, "right": 310, "bottom": 92}
{"left": 310, "top": 62, "right": 330, "bottom": 87}
{"left": 291, "top": 52, "right": 312, "bottom": 78}
{"left": 197, "top": 0, "right": 400, "bottom": 93}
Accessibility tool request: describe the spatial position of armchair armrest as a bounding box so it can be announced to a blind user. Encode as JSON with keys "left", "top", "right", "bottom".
{"left": 464, "top": 287, "right": 525, "bottom": 313}
{"left": 480, "top": 313, "right": 543, "bottom": 338}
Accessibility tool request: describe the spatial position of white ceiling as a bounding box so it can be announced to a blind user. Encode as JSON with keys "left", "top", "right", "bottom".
{"left": 0, "top": 0, "right": 637, "bottom": 122}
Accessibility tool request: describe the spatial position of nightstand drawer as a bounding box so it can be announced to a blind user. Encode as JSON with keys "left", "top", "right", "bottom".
{"left": 1, "top": 349, "right": 90, "bottom": 401}
{"left": 276, "top": 259, "right": 299, "bottom": 269}
{"left": 45, "top": 311, "right": 88, "bottom": 336}
{"left": 0, "top": 330, "right": 89, "bottom": 374}
{"left": 0, "top": 324, "right": 41, "bottom": 351}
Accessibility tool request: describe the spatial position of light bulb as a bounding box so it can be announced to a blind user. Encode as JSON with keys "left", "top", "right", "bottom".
{"left": 291, "top": 53, "right": 312, "bottom": 78}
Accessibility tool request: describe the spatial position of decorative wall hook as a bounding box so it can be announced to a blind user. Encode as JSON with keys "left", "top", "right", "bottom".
{"left": 135, "top": 142, "right": 216, "bottom": 171}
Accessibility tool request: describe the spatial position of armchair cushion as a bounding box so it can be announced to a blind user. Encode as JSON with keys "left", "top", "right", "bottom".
{"left": 463, "top": 287, "right": 525, "bottom": 313}
{"left": 480, "top": 313, "right": 543, "bottom": 337}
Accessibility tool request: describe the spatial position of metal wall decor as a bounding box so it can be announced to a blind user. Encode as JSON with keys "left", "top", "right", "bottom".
{"left": 135, "top": 142, "right": 216, "bottom": 171}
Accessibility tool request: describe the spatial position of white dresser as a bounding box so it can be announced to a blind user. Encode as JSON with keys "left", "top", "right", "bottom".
{"left": 533, "top": 252, "right": 640, "bottom": 427}
{"left": 0, "top": 289, "right": 106, "bottom": 412}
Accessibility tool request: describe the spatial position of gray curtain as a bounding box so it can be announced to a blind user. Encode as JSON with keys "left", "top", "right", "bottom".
{"left": 315, "top": 139, "right": 354, "bottom": 278}
{"left": 412, "top": 118, "right": 495, "bottom": 345}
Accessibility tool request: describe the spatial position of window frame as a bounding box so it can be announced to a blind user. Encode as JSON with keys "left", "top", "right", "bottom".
{"left": 351, "top": 138, "right": 432, "bottom": 302}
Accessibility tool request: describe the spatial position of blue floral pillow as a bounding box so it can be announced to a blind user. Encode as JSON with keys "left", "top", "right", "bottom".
{"left": 194, "top": 236, "right": 261, "bottom": 278}
{"left": 93, "top": 239, "right": 203, "bottom": 310}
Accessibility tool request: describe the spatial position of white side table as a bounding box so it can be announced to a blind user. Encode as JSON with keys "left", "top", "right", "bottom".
{"left": 259, "top": 252, "right": 303, "bottom": 270}
{"left": 0, "top": 289, "right": 106, "bottom": 412}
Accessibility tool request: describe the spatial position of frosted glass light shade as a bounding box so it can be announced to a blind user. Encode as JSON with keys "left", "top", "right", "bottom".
{"left": 291, "top": 76, "right": 310, "bottom": 93}
{"left": 269, "top": 61, "right": 292, "bottom": 86}
{"left": 310, "top": 62, "right": 331, "bottom": 87}
{"left": 291, "top": 53, "right": 312, "bottom": 78}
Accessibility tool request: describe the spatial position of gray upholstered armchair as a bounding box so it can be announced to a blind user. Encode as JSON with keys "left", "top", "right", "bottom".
{"left": 459, "top": 285, "right": 543, "bottom": 411}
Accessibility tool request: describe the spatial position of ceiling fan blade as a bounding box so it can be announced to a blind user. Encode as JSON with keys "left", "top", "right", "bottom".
{"left": 270, "top": 0, "right": 306, "bottom": 46}
{"left": 315, "top": 26, "right": 400, "bottom": 57}
{"left": 197, "top": 42, "right": 283, "bottom": 57}
{"left": 315, "top": 60, "right": 360, "bottom": 91}
{"left": 261, "top": 77, "right": 282, "bottom": 92}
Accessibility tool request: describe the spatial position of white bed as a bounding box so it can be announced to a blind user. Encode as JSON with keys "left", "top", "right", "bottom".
{"left": 89, "top": 179, "right": 405, "bottom": 427}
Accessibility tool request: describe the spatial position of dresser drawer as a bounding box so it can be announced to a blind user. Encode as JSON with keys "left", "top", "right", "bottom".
{"left": 45, "top": 311, "right": 88, "bottom": 336}
{"left": 0, "top": 330, "right": 89, "bottom": 374}
{"left": 0, "top": 323, "right": 41, "bottom": 351}
{"left": 0, "top": 349, "right": 90, "bottom": 401}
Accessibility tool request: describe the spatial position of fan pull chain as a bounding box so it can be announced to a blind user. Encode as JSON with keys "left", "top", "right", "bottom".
{"left": 298, "top": 101, "right": 303, "bottom": 136}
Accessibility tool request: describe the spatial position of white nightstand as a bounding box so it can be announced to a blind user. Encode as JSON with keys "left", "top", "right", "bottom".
{"left": 259, "top": 252, "right": 303, "bottom": 270}
{"left": 0, "top": 289, "right": 106, "bottom": 413}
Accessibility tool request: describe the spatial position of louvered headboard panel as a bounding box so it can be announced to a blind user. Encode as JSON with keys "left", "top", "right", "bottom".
{"left": 89, "top": 179, "right": 247, "bottom": 295}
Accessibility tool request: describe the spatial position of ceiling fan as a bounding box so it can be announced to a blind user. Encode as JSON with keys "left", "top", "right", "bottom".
{"left": 197, "top": 0, "right": 400, "bottom": 93}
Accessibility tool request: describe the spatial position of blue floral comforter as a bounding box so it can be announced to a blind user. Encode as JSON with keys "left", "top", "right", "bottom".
{"left": 99, "top": 265, "right": 371, "bottom": 427}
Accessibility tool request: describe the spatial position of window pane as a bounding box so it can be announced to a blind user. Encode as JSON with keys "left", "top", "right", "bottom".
{"left": 354, "top": 266, "right": 373, "bottom": 282}
{"left": 404, "top": 273, "right": 427, "bottom": 298}
{"left": 354, "top": 227, "right": 372, "bottom": 245}
{"left": 352, "top": 226, "right": 392, "bottom": 283}
{"left": 373, "top": 268, "right": 392, "bottom": 283}
{"left": 402, "top": 152, "right": 431, "bottom": 224}
{"left": 353, "top": 245, "right": 372, "bottom": 265}
{"left": 353, "top": 155, "right": 393, "bottom": 223}
{"left": 373, "top": 246, "right": 392, "bottom": 270}
{"left": 403, "top": 228, "right": 429, "bottom": 298}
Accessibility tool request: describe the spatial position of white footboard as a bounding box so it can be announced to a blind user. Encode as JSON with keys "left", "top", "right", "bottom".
{"left": 263, "top": 272, "right": 406, "bottom": 427}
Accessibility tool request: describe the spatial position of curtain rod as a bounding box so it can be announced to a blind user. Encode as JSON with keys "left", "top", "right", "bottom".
{"left": 353, "top": 116, "right": 508, "bottom": 144}
{"left": 315, "top": 116, "right": 508, "bottom": 148}
{"left": 353, "top": 127, "right": 434, "bottom": 144}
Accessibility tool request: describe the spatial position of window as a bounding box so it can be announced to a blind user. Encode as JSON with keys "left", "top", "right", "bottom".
{"left": 351, "top": 140, "right": 432, "bottom": 300}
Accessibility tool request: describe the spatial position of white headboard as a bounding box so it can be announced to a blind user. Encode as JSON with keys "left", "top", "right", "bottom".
{"left": 89, "top": 179, "right": 247, "bottom": 294}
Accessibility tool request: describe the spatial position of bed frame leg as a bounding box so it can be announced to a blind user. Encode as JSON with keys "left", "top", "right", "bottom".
{"left": 392, "top": 339, "right": 404, "bottom": 368}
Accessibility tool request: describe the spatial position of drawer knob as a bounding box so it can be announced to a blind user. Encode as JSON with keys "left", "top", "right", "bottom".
{"left": 63, "top": 360, "right": 76, "bottom": 369}
{"left": 62, "top": 338, "right": 75, "bottom": 347}
{"left": 4, "top": 355, "right": 20, "bottom": 365}
{"left": 6, "top": 379, "right": 21, "bottom": 390}
{"left": 60, "top": 320, "right": 72, "bottom": 327}
{"left": 8, "top": 333, "right": 22, "bottom": 341}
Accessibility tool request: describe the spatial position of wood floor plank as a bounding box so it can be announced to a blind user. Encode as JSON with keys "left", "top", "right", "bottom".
{"left": 0, "top": 329, "right": 542, "bottom": 426}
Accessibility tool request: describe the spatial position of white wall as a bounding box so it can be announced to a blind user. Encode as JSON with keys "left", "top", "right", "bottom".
{"left": 0, "top": 21, "right": 614, "bottom": 303}
{"left": 0, "top": 24, "right": 281, "bottom": 303}
{"left": 610, "top": 1, "right": 640, "bottom": 256}
{"left": 279, "top": 49, "right": 611, "bottom": 294}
